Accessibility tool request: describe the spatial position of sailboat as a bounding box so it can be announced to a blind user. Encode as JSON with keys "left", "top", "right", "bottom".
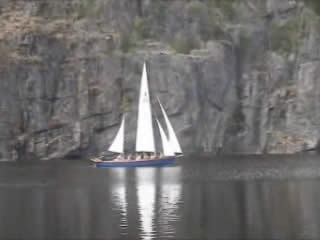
{"left": 91, "top": 62, "right": 183, "bottom": 167}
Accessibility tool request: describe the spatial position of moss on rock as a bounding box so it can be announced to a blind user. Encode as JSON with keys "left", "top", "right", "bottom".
{"left": 208, "top": 0, "right": 236, "bottom": 20}
{"left": 304, "top": 0, "right": 320, "bottom": 16}
{"left": 270, "top": 16, "right": 303, "bottom": 54}
{"left": 170, "top": 34, "right": 201, "bottom": 54}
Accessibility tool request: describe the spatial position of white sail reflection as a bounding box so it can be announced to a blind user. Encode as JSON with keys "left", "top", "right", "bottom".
{"left": 136, "top": 168, "right": 156, "bottom": 240}
{"left": 110, "top": 169, "right": 128, "bottom": 230}
{"left": 158, "top": 166, "right": 182, "bottom": 236}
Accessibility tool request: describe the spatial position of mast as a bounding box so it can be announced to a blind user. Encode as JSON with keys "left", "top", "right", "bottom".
{"left": 108, "top": 115, "right": 125, "bottom": 153}
{"left": 157, "top": 97, "right": 182, "bottom": 154}
{"left": 156, "top": 119, "right": 174, "bottom": 156}
{"left": 135, "top": 62, "right": 156, "bottom": 153}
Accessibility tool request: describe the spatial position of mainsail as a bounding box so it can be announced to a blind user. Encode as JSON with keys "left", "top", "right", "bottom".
{"left": 108, "top": 116, "right": 125, "bottom": 153}
{"left": 136, "top": 63, "right": 156, "bottom": 152}
{"left": 157, "top": 98, "right": 182, "bottom": 154}
{"left": 156, "top": 119, "right": 174, "bottom": 156}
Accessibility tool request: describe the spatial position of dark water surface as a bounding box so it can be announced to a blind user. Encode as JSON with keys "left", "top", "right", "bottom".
{"left": 1, "top": 154, "right": 320, "bottom": 239}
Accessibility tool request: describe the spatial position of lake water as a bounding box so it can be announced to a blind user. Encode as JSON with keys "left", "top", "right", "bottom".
{"left": 0, "top": 154, "right": 320, "bottom": 239}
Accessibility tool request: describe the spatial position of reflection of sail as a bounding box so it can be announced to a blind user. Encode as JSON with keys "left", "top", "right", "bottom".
{"left": 111, "top": 169, "right": 128, "bottom": 230}
{"left": 158, "top": 167, "right": 182, "bottom": 236}
{"left": 136, "top": 168, "right": 156, "bottom": 240}
{"left": 161, "top": 181, "right": 181, "bottom": 208}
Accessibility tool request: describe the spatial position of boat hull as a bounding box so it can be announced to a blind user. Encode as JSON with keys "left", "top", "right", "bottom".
{"left": 94, "top": 157, "right": 176, "bottom": 168}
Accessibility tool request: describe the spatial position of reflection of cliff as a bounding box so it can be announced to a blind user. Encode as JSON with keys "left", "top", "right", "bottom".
{"left": 1, "top": 0, "right": 320, "bottom": 160}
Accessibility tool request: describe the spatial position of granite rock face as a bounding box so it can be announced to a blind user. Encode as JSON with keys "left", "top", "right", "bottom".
{"left": 0, "top": 0, "right": 319, "bottom": 160}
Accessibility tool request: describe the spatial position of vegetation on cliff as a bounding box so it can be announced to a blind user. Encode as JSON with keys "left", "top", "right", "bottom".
{"left": 1, "top": 0, "right": 320, "bottom": 160}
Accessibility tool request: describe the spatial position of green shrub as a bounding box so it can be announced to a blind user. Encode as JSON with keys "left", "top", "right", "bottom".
{"left": 120, "top": 95, "right": 131, "bottom": 112}
{"left": 270, "top": 16, "right": 302, "bottom": 54}
{"left": 187, "top": 1, "right": 215, "bottom": 41}
{"left": 0, "top": 41, "right": 12, "bottom": 66}
{"left": 170, "top": 35, "right": 201, "bottom": 54}
{"left": 120, "top": 33, "right": 135, "bottom": 53}
{"left": 77, "top": 0, "right": 104, "bottom": 19}
{"left": 187, "top": 1, "right": 206, "bottom": 17}
{"left": 304, "top": 0, "right": 320, "bottom": 15}
{"left": 134, "top": 17, "right": 151, "bottom": 40}
{"left": 208, "top": 0, "right": 236, "bottom": 20}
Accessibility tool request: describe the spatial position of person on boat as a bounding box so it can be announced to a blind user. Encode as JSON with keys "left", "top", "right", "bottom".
{"left": 115, "top": 154, "right": 123, "bottom": 161}
{"left": 150, "top": 153, "right": 156, "bottom": 159}
{"left": 136, "top": 153, "right": 141, "bottom": 160}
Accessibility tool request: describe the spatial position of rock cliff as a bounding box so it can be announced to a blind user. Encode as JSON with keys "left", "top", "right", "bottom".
{"left": 0, "top": 0, "right": 320, "bottom": 160}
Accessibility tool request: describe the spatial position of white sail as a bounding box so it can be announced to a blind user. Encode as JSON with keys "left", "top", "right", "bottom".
{"left": 136, "top": 62, "right": 156, "bottom": 152}
{"left": 157, "top": 98, "right": 182, "bottom": 154}
{"left": 156, "top": 119, "right": 174, "bottom": 156}
{"left": 108, "top": 116, "right": 125, "bottom": 153}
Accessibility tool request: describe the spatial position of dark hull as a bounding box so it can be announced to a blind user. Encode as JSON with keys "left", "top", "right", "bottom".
{"left": 94, "top": 157, "right": 176, "bottom": 168}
